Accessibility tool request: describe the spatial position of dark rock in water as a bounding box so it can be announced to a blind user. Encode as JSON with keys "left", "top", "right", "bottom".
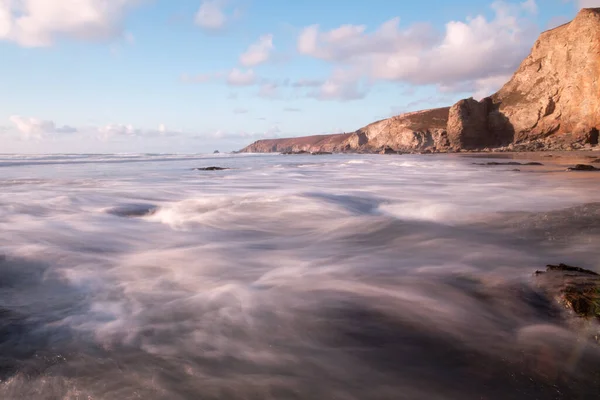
{"left": 213, "top": 150, "right": 220, "bottom": 154}
{"left": 282, "top": 150, "right": 309, "bottom": 155}
{"left": 545, "top": 263, "right": 599, "bottom": 276}
{"left": 534, "top": 263, "right": 600, "bottom": 340}
{"left": 566, "top": 164, "right": 599, "bottom": 171}
{"left": 106, "top": 204, "right": 158, "bottom": 218}
{"left": 511, "top": 169, "right": 521, "bottom": 172}
{"left": 192, "top": 167, "right": 229, "bottom": 171}
{"left": 473, "top": 161, "right": 543, "bottom": 166}
{"left": 311, "top": 151, "right": 333, "bottom": 155}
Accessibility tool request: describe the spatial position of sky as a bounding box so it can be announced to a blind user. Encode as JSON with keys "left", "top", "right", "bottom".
{"left": 0, "top": 0, "right": 596, "bottom": 153}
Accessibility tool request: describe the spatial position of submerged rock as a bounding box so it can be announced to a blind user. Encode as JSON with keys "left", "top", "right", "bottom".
{"left": 192, "top": 167, "right": 229, "bottom": 171}
{"left": 566, "top": 164, "right": 599, "bottom": 171}
{"left": 106, "top": 204, "right": 158, "bottom": 218}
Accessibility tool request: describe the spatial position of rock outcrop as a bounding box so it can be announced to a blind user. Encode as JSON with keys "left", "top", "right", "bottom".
{"left": 342, "top": 107, "right": 450, "bottom": 153}
{"left": 241, "top": 133, "right": 352, "bottom": 153}
{"left": 491, "top": 7, "right": 600, "bottom": 147}
{"left": 240, "top": 8, "right": 600, "bottom": 154}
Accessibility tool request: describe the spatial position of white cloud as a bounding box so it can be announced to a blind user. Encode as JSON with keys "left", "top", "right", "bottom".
{"left": 226, "top": 68, "right": 256, "bottom": 86}
{"left": 0, "top": 0, "right": 140, "bottom": 47}
{"left": 576, "top": 0, "right": 600, "bottom": 8}
{"left": 297, "top": 1, "right": 538, "bottom": 98}
{"left": 307, "top": 69, "right": 367, "bottom": 101}
{"left": 194, "top": 0, "right": 237, "bottom": 30}
{"left": 97, "top": 123, "right": 138, "bottom": 141}
{"left": 6, "top": 116, "right": 182, "bottom": 142}
{"left": 96, "top": 123, "right": 181, "bottom": 141}
{"left": 239, "top": 34, "right": 274, "bottom": 66}
{"left": 265, "top": 125, "right": 281, "bottom": 137}
{"left": 258, "top": 82, "right": 280, "bottom": 99}
{"left": 9, "top": 115, "right": 77, "bottom": 140}
{"left": 521, "top": 0, "right": 538, "bottom": 14}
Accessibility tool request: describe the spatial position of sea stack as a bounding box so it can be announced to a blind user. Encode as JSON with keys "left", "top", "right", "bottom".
{"left": 240, "top": 8, "right": 600, "bottom": 154}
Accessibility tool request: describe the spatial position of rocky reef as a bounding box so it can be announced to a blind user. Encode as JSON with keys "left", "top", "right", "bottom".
{"left": 241, "top": 8, "right": 600, "bottom": 154}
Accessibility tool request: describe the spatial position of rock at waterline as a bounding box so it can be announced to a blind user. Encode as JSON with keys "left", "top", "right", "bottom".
{"left": 213, "top": 150, "right": 220, "bottom": 154}
{"left": 567, "top": 164, "right": 599, "bottom": 171}
{"left": 473, "top": 162, "right": 544, "bottom": 166}
{"left": 380, "top": 147, "right": 399, "bottom": 155}
{"left": 534, "top": 263, "right": 600, "bottom": 342}
{"left": 311, "top": 151, "right": 333, "bottom": 155}
{"left": 192, "top": 167, "right": 229, "bottom": 171}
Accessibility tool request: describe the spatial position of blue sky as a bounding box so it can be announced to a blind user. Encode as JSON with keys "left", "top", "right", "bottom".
{"left": 0, "top": 0, "right": 592, "bottom": 153}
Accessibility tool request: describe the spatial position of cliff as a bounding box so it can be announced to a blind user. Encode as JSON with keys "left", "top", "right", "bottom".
{"left": 241, "top": 133, "right": 352, "bottom": 153}
{"left": 240, "top": 8, "right": 600, "bottom": 154}
{"left": 491, "top": 7, "right": 600, "bottom": 146}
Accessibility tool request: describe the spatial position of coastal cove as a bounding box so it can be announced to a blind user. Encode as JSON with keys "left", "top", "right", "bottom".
{"left": 3, "top": 1, "right": 600, "bottom": 398}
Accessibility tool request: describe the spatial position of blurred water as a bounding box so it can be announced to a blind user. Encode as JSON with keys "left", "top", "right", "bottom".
{"left": 0, "top": 153, "right": 599, "bottom": 399}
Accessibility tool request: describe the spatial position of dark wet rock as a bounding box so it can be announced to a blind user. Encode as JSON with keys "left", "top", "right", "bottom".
{"left": 106, "top": 204, "right": 158, "bottom": 218}
{"left": 566, "top": 164, "right": 599, "bottom": 171}
{"left": 545, "top": 263, "right": 599, "bottom": 276}
{"left": 511, "top": 169, "right": 521, "bottom": 172}
{"left": 213, "top": 150, "right": 220, "bottom": 154}
{"left": 281, "top": 150, "right": 309, "bottom": 155}
{"left": 311, "top": 151, "right": 333, "bottom": 155}
{"left": 473, "top": 161, "right": 543, "bottom": 166}
{"left": 192, "top": 166, "right": 229, "bottom": 171}
{"left": 534, "top": 263, "right": 600, "bottom": 342}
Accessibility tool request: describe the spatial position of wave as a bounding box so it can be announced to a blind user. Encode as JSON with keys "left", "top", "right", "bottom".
{"left": 0, "top": 154, "right": 599, "bottom": 398}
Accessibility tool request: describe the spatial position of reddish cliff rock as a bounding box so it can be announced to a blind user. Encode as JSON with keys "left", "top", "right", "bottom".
{"left": 491, "top": 7, "right": 600, "bottom": 146}
{"left": 240, "top": 133, "right": 352, "bottom": 153}
{"left": 240, "top": 8, "right": 600, "bottom": 154}
{"left": 340, "top": 107, "right": 450, "bottom": 153}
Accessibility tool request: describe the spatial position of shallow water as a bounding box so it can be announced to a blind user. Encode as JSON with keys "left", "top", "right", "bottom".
{"left": 0, "top": 153, "right": 599, "bottom": 399}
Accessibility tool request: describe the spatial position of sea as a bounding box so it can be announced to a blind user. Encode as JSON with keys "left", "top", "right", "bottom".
{"left": 0, "top": 152, "right": 599, "bottom": 399}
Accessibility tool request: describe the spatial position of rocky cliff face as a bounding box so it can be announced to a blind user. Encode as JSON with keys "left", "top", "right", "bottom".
{"left": 241, "top": 8, "right": 600, "bottom": 154}
{"left": 492, "top": 8, "right": 600, "bottom": 147}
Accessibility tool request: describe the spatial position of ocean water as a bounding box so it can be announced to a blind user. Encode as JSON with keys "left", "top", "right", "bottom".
{"left": 0, "top": 153, "right": 599, "bottom": 399}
